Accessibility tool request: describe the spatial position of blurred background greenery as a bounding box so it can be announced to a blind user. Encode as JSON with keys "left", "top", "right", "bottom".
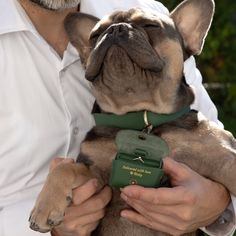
{"left": 158, "top": 0, "right": 236, "bottom": 136}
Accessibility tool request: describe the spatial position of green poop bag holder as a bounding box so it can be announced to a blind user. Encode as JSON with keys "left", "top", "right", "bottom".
{"left": 109, "top": 130, "right": 168, "bottom": 188}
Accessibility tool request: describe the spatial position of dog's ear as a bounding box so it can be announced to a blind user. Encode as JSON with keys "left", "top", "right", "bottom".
{"left": 64, "top": 13, "right": 99, "bottom": 63}
{"left": 170, "top": 0, "right": 215, "bottom": 55}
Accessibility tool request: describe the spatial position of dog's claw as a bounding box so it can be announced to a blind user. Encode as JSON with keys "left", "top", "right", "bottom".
{"left": 47, "top": 219, "right": 55, "bottom": 226}
{"left": 29, "top": 166, "right": 75, "bottom": 232}
{"left": 30, "top": 222, "right": 40, "bottom": 231}
{"left": 47, "top": 215, "right": 63, "bottom": 227}
{"left": 29, "top": 201, "right": 66, "bottom": 232}
{"left": 66, "top": 195, "right": 72, "bottom": 205}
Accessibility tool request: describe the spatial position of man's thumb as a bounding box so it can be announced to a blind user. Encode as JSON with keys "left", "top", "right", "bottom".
{"left": 163, "top": 157, "right": 189, "bottom": 182}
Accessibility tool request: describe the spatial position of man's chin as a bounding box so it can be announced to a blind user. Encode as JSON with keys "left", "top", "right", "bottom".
{"left": 29, "top": 0, "right": 80, "bottom": 11}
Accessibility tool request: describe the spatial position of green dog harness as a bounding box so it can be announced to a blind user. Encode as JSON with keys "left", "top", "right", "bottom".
{"left": 93, "top": 107, "right": 191, "bottom": 188}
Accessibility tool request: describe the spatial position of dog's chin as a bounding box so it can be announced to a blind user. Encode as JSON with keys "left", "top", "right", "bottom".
{"left": 86, "top": 46, "right": 134, "bottom": 82}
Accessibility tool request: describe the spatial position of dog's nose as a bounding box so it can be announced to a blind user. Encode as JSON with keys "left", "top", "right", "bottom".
{"left": 106, "top": 23, "right": 132, "bottom": 38}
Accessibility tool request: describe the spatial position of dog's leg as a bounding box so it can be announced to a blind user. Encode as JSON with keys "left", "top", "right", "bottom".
{"left": 187, "top": 133, "right": 236, "bottom": 196}
{"left": 29, "top": 162, "right": 97, "bottom": 233}
{"left": 204, "top": 148, "right": 236, "bottom": 196}
{"left": 174, "top": 147, "right": 236, "bottom": 196}
{"left": 159, "top": 123, "right": 236, "bottom": 196}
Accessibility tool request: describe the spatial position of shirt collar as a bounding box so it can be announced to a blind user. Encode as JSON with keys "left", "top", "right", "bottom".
{"left": 0, "top": 0, "right": 38, "bottom": 35}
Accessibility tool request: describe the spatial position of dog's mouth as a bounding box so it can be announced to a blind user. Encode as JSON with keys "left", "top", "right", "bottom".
{"left": 85, "top": 23, "right": 164, "bottom": 81}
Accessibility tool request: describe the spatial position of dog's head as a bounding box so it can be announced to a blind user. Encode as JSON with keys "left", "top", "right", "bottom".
{"left": 65, "top": 0, "right": 214, "bottom": 114}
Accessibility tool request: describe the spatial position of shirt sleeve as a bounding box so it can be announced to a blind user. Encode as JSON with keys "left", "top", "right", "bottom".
{"left": 202, "top": 195, "right": 236, "bottom": 236}
{"left": 184, "top": 56, "right": 223, "bottom": 127}
{"left": 184, "top": 56, "right": 236, "bottom": 236}
{"left": 1, "top": 197, "right": 51, "bottom": 236}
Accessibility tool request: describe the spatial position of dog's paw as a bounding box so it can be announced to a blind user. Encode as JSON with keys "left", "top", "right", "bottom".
{"left": 29, "top": 189, "right": 72, "bottom": 232}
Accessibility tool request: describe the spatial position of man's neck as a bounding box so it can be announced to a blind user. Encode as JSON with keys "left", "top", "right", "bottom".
{"left": 19, "top": 0, "right": 78, "bottom": 58}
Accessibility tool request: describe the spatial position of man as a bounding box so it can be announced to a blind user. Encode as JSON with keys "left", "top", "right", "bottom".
{"left": 0, "top": 0, "right": 235, "bottom": 236}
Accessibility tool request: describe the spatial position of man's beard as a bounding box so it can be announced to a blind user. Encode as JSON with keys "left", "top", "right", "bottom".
{"left": 30, "top": 0, "right": 80, "bottom": 11}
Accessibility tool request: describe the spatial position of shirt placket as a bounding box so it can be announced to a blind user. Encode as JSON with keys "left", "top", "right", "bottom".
{"left": 57, "top": 45, "right": 95, "bottom": 159}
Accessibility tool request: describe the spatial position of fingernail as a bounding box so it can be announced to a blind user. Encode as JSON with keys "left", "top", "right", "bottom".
{"left": 91, "top": 178, "right": 98, "bottom": 188}
{"left": 120, "top": 192, "right": 128, "bottom": 202}
{"left": 120, "top": 210, "right": 128, "bottom": 218}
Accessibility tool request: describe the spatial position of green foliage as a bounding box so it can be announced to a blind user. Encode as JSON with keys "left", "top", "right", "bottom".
{"left": 199, "top": 1, "right": 236, "bottom": 84}
{"left": 158, "top": 0, "right": 236, "bottom": 136}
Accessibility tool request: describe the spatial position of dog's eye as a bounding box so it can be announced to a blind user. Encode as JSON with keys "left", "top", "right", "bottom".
{"left": 89, "top": 30, "right": 103, "bottom": 44}
{"left": 144, "top": 23, "right": 161, "bottom": 29}
{"left": 89, "top": 32, "right": 100, "bottom": 41}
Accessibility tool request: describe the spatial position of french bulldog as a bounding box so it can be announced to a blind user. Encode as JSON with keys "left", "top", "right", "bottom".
{"left": 29, "top": 0, "right": 236, "bottom": 235}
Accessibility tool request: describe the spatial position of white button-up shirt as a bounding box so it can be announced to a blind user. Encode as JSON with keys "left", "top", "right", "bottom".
{"left": 0, "top": 0, "right": 235, "bottom": 235}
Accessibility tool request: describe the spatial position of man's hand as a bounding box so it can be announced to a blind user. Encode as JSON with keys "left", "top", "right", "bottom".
{"left": 120, "top": 157, "right": 230, "bottom": 236}
{"left": 50, "top": 158, "right": 112, "bottom": 236}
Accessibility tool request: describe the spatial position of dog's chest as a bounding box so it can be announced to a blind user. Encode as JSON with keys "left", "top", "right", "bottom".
{"left": 78, "top": 127, "right": 200, "bottom": 236}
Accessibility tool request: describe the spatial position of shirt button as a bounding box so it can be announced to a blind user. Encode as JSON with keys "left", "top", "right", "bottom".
{"left": 60, "top": 69, "right": 66, "bottom": 76}
{"left": 73, "top": 127, "right": 79, "bottom": 135}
